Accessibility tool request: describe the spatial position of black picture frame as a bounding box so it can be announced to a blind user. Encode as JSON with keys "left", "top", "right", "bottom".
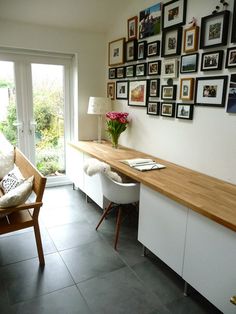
{"left": 162, "top": 0, "right": 187, "bottom": 30}
{"left": 161, "top": 27, "right": 182, "bottom": 57}
{"left": 161, "top": 102, "right": 176, "bottom": 117}
{"left": 225, "top": 47, "right": 236, "bottom": 68}
{"left": 125, "top": 39, "right": 137, "bottom": 62}
{"left": 226, "top": 74, "right": 236, "bottom": 113}
{"left": 195, "top": 75, "right": 228, "bottom": 107}
{"left": 180, "top": 53, "right": 199, "bottom": 73}
{"left": 201, "top": 50, "right": 224, "bottom": 71}
{"left": 147, "top": 41, "right": 160, "bottom": 57}
{"left": 125, "top": 65, "right": 135, "bottom": 77}
{"left": 116, "top": 67, "right": 125, "bottom": 79}
{"left": 147, "top": 60, "right": 161, "bottom": 76}
{"left": 136, "top": 63, "right": 146, "bottom": 77}
{"left": 232, "top": 0, "right": 236, "bottom": 43}
{"left": 161, "top": 85, "right": 177, "bottom": 100}
{"left": 147, "top": 101, "right": 160, "bottom": 115}
{"left": 109, "top": 68, "right": 116, "bottom": 79}
{"left": 128, "top": 80, "right": 147, "bottom": 107}
{"left": 148, "top": 79, "right": 160, "bottom": 97}
{"left": 116, "top": 81, "right": 128, "bottom": 100}
{"left": 200, "top": 10, "right": 230, "bottom": 49}
{"left": 137, "top": 41, "right": 147, "bottom": 60}
{"left": 176, "top": 103, "right": 194, "bottom": 120}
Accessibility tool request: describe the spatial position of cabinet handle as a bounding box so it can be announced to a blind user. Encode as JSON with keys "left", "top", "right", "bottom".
{"left": 230, "top": 296, "right": 236, "bottom": 305}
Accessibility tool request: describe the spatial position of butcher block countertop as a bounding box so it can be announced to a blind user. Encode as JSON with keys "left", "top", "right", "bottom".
{"left": 69, "top": 140, "right": 236, "bottom": 232}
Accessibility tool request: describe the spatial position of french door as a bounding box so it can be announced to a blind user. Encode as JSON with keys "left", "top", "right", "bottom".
{"left": 0, "top": 49, "right": 74, "bottom": 186}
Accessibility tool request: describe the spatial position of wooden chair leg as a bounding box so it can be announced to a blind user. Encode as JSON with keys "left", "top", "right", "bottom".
{"left": 33, "top": 222, "right": 45, "bottom": 266}
{"left": 114, "top": 207, "right": 122, "bottom": 250}
{"left": 96, "top": 202, "right": 113, "bottom": 231}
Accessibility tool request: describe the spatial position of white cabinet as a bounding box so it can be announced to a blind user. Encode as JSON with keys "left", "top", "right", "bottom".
{"left": 66, "top": 145, "right": 107, "bottom": 209}
{"left": 138, "top": 184, "right": 188, "bottom": 276}
{"left": 83, "top": 154, "right": 104, "bottom": 208}
{"left": 66, "top": 144, "right": 84, "bottom": 190}
{"left": 183, "top": 210, "right": 236, "bottom": 314}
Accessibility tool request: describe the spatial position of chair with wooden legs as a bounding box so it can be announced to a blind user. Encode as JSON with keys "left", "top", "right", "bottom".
{"left": 0, "top": 147, "right": 47, "bottom": 266}
{"left": 96, "top": 172, "right": 140, "bottom": 250}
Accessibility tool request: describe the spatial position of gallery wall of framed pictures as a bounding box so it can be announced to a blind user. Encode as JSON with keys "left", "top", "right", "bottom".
{"left": 107, "top": 0, "right": 236, "bottom": 119}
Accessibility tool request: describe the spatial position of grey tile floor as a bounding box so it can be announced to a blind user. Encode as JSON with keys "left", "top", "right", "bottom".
{"left": 0, "top": 185, "right": 222, "bottom": 314}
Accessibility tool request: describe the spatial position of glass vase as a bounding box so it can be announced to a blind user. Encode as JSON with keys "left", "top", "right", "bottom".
{"left": 110, "top": 133, "right": 120, "bottom": 149}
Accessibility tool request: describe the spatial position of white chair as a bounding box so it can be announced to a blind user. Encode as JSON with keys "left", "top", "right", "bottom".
{"left": 96, "top": 173, "right": 140, "bottom": 250}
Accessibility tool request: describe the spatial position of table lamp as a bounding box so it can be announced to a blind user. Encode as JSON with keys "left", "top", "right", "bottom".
{"left": 87, "top": 97, "right": 111, "bottom": 143}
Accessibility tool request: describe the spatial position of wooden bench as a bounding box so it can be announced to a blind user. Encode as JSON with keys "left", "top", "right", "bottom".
{"left": 0, "top": 147, "right": 47, "bottom": 265}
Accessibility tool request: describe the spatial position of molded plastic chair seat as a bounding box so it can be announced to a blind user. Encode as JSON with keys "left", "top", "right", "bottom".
{"left": 96, "top": 173, "right": 140, "bottom": 250}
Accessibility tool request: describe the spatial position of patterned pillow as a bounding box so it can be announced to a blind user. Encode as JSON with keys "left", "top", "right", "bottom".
{"left": 0, "top": 176, "right": 34, "bottom": 210}
{"left": 0, "top": 166, "right": 24, "bottom": 194}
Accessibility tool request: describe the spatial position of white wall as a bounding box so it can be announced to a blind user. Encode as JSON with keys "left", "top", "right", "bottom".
{"left": 0, "top": 19, "right": 107, "bottom": 141}
{"left": 107, "top": 0, "right": 236, "bottom": 184}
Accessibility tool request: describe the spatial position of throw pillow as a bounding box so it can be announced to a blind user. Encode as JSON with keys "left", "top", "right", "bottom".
{"left": 0, "top": 176, "right": 34, "bottom": 209}
{"left": 0, "top": 166, "right": 24, "bottom": 194}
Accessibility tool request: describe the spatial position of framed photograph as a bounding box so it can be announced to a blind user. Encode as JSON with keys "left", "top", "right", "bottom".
{"left": 147, "top": 60, "right": 161, "bottom": 76}
{"left": 116, "top": 67, "right": 125, "bottom": 79}
{"left": 127, "top": 16, "right": 138, "bottom": 40}
{"left": 116, "top": 81, "right": 128, "bottom": 100}
{"left": 180, "top": 53, "right": 198, "bottom": 73}
{"left": 201, "top": 50, "right": 224, "bottom": 71}
{"left": 147, "top": 102, "right": 160, "bottom": 115}
{"left": 109, "top": 68, "right": 116, "bottom": 79}
{"left": 148, "top": 79, "right": 160, "bottom": 97}
{"left": 139, "top": 3, "right": 162, "bottom": 39}
{"left": 161, "top": 27, "right": 182, "bottom": 57}
{"left": 128, "top": 80, "right": 147, "bottom": 106}
{"left": 147, "top": 41, "right": 160, "bottom": 57}
{"left": 183, "top": 25, "right": 199, "bottom": 53}
{"left": 195, "top": 76, "right": 228, "bottom": 107}
{"left": 136, "top": 63, "right": 146, "bottom": 77}
{"left": 125, "top": 39, "right": 137, "bottom": 62}
{"left": 225, "top": 47, "right": 236, "bottom": 68}
{"left": 179, "top": 78, "right": 194, "bottom": 100}
{"left": 126, "top": 65, "right": 135, "bottom": 78}
{"left": 137, "top": 41, "right": 147, "bottom": 60}
{"left": 232, "top": 0, "right": 236, "bottom": 43}
{"left": 200, "top": 11, "right": 230, "bottom": 49}
{"left": 176, "top": 103, "right": 194, "bottom": 119}
{"left": 162, "top": 58, "right": 178, "bottom": 78}
{"left": 107, "top": 82, "right": 115, "bottom": 100}
{"left": 226, "top": 74, "right": 236, "bottom": 113}
{"left": 162, "top": 0, "right": 187, "bottom": 30}
{"left": 161, "top": 85, "right": 177, "bottom": 100}
{"left": 161, "top": 102, "right": 175, "bottom": 117}
{"left": 108, "top": 38, "right": 125, "bottom": 66}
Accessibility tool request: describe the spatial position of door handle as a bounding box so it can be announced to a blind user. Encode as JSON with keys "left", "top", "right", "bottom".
{"left": 230, "top": 296, "right": 236, "bottom": 305}
{"left": 29, "top": 121, "right": 36, "bottom": 135}
{"left": 13, "top": 121, "right": 24, "bottom": 133}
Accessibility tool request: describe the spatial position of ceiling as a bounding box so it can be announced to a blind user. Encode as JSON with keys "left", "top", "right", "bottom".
{"left": 0, "top": 0, "right": 131, "bottom": 33}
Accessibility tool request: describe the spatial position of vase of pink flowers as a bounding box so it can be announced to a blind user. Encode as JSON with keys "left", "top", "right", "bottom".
{"left": 105, "top": 112, "right": 129, "bottom": 148}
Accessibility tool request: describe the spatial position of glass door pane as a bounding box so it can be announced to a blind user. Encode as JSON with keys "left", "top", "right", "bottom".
{"left": 0, "top": 61, "right": 18, "bottom": 146}
{"left": 31, "top": 63, "right": 65, "bottom": 178}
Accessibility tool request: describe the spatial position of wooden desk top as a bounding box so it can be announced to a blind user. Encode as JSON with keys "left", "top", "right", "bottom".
{"left": 69, "top": 140, "right": 236, "bottom": 232}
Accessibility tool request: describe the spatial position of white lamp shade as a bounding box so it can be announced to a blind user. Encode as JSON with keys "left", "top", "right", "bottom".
{"left": 87, "top": 97, "right": 111, "bottom": 115}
